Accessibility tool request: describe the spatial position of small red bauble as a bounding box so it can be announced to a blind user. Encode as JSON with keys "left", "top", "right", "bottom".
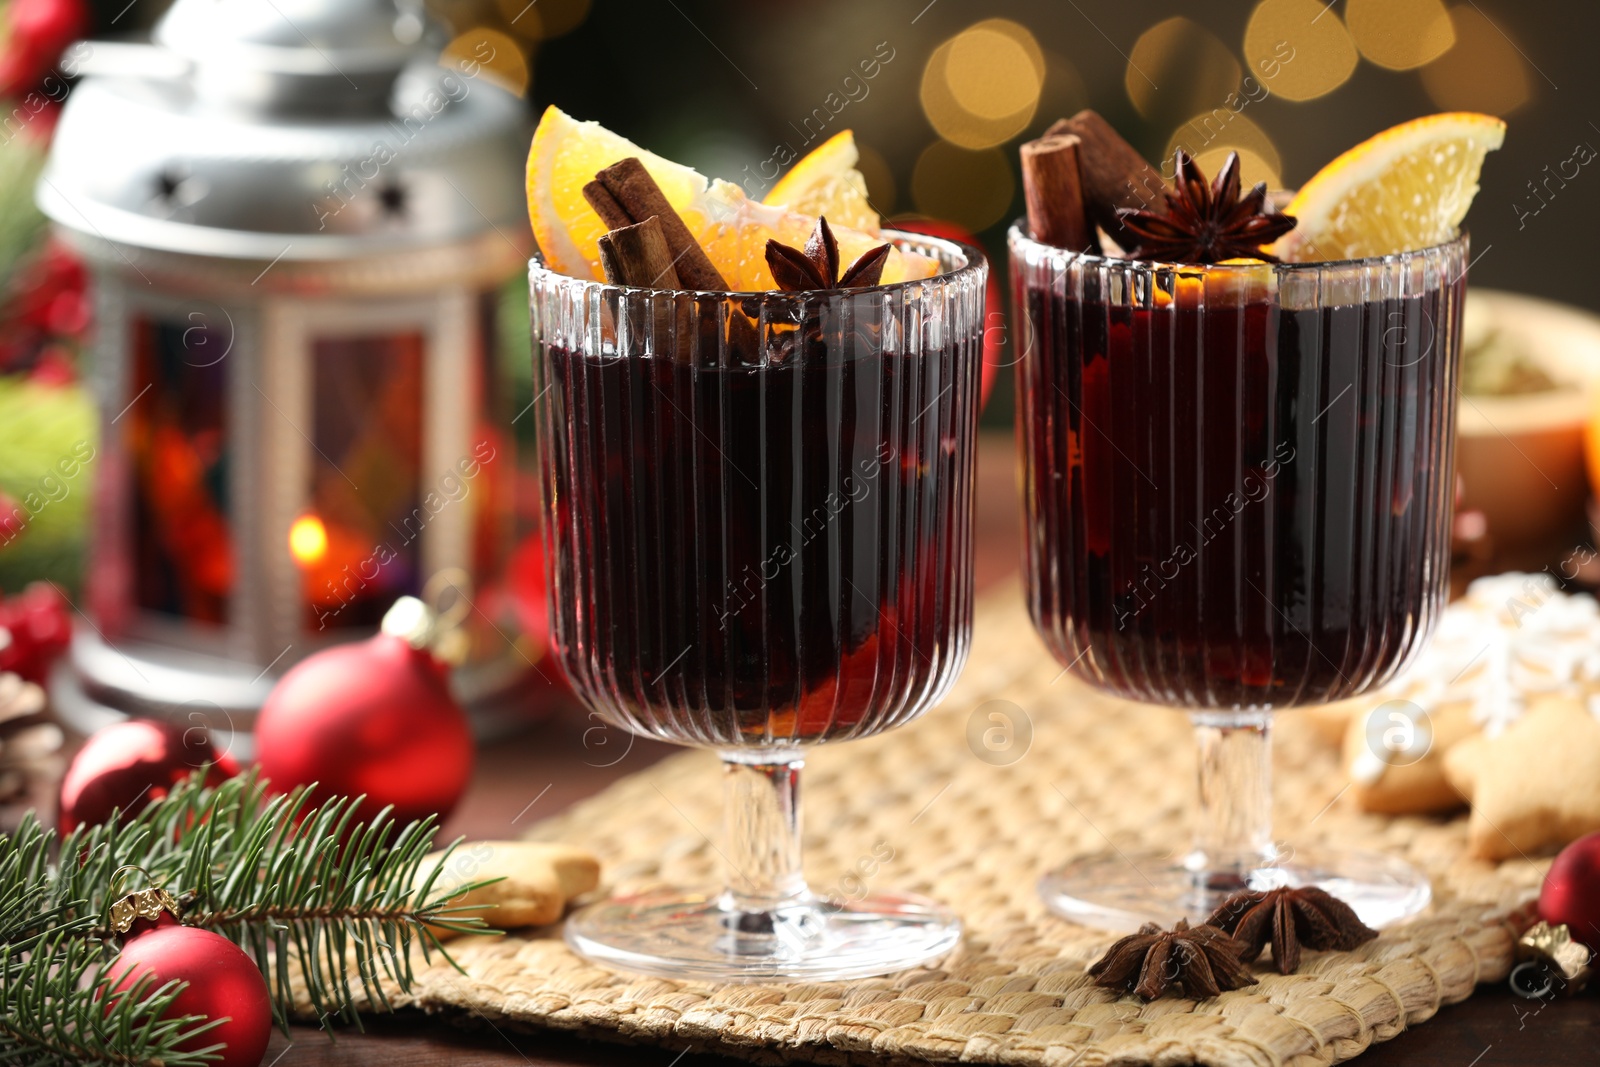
{"left": 109, "top": 913, "right": 272, "bottom": 1067}
{"left": 254, "top": 621, "right": 474, "bottom": 826}
{"left": 1540, "top": 830, "right": 1600, "bottom": 950}
{"left": 59, "top": 720, "right": 237, "bottom": 833}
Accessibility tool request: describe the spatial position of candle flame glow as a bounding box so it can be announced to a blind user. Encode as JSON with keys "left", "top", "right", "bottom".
{"left": 288, "top": 514, "right": 328, "bottom": 566}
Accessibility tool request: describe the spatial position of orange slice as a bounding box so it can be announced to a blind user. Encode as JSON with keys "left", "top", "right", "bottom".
{"left": 525, "top": 106, "right": 707, "bottom": 281}
{"left": 525, "top": 107, "right": 936, "bottom": 289}
{"left": 763, "top": 130, "right": 880, "bottom": 232}
{"left": 1276, "top": 112, "right": 1505, "bottom": 262}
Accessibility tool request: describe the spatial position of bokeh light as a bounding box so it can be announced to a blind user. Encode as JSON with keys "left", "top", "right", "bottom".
{"left": 428, "top": 0, "right": 481, "bottom": 33}
{"left": 1196, "top": 148, "right": 1281, "bottom": 192}
{"left": 441, "top": 27, "right": 530, "bottom": 97}
{"left": 920, "top": 20, "right": 1044, "bottom": 150}
{"left": 1346, "top": 0, "right": 1455, "bottom": 70}
{"left": 1420, "top": 6, "right": 1533, "bottom": 115}
{"left": 1167, "top": 113, "right": 1283, "bottom": 190}
{"left": 947, "top": 22, "right": 1042, "bottom": 119}
{"left": 288, "top": 514, "right": 328, "bottom": 567}
{"left": 1125, "top": 18, "right": 1241, "bottom": 128}
{"left": 494, "top": 0, "right": 591, "bottom": 41}
{"left": 855, "top": 142, "right": 897, "bottom": 217}
{"left": 1039, "top": 51, "right": 1090, "bottom": 123}
{"left": 911, "top": 142, "right": 1015, "bottom": 233}
{"left": 492, "top": 0, "right": 541, "bottom": 42}
{"left": 1244, "top": 0, "right": 1359, "bottom": 102}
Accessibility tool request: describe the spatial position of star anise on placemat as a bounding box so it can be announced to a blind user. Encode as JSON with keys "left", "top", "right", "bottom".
{"left": 1205, "top": 886, "right": 1378, "bottom": 975}
{"left": 1116, "top": 149, "right": 1297, "bottom": 265}
{"left": 1088, "top": 918, "right": 1258, "bottom": 1000}
{"left": 765, "top": 216, "right": 891, "bottom": 291}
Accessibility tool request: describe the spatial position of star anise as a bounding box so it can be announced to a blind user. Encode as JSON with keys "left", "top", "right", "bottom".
{"left": 765, "top": 216, "right": 891, "bottom": 291}
{"left": 1088, "top": 919, "right": 1258, "bottom": 1000}
{"left": 1205, "top": 886, "right": 1378, "bottom": 975}
{"left": 1116, "top": 150, "right": 1296, "bottom": 265}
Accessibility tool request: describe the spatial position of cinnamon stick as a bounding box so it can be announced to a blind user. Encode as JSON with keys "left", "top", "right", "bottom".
{"left": 1047, "top": 110, "right": 1168, "bottom": 245}
{"left": 583, "top": 180, "right": 632, "bottom": 232}
{"left": 588, "top": 158, "right": 729, "bottom": 292}
{"left": 596, "top": 215, "right": 681, "bottom": 289}
{"left": 1021, "top": 134, "right": 1091, "bottom": 251}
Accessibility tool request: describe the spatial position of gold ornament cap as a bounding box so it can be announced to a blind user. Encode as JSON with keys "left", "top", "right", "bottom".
{"left": 381, "top": 569, "right": 472, "bottom": 666}
{"left": 108, "top": 887, "right": 182, "bottom": 934}
{"left": 1512, "top": 920, "right": 1593, "bottom": 997}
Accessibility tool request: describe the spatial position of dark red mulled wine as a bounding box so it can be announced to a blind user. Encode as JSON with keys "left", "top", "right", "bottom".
{"left": 539, "top": 334, "right": 978, "bottom": 747}
{"left": 1017, "top": 259, "right": 1464, "bottom": 708}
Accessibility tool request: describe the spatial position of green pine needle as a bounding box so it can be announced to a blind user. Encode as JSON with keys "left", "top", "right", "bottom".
{"left": 0, "top": 932, "right": 223, "bottom": 1067}
{"left": 0, "top": 770, "right": 504, "bottom": 1065}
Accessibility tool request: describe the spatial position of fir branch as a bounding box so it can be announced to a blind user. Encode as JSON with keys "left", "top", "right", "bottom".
{"left": 1, "top": 769, "right": 501, "bottom": 1048}
{"left": 165, "top": 777, "right": 499, "bottom": 1027}
{"left": 0, "top": 931, "right": 222, "bottom": 1067}
{"left": 5, "top": 775, "right": 212, "bottom": 945}
{"left": 0, "top": 814, "right": 87, "bottom": 948}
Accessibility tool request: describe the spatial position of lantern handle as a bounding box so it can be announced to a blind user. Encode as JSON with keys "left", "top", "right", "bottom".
{"left": 68, "top": 41, "right": 193, "bottom": 82}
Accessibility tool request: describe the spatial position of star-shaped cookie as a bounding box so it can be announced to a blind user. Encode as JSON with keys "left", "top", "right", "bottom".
{"left": 417, "top": 840, "right": 601, "bottom": 937}
{"left": 1444, "top": 695, "right": 1600, "bottom": 860}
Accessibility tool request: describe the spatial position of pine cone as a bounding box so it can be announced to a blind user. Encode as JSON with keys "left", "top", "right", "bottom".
{"left": 0, "top": 670, "right": 63, "bottom": 805}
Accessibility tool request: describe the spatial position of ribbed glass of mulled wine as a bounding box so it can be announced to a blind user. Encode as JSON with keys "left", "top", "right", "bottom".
{"left": 1012, "top": 225, "right": 1468, "bottom": 931}
{"left": 531, "top": 232, "right": 985, "bottom": 980}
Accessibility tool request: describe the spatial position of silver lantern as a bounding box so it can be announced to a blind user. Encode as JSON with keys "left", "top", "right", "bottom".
{"left": 38, "top": 0, "right": 533, "bottom": 744}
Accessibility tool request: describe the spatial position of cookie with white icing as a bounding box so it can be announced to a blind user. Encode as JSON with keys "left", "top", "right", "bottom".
{"left": 1341, "top": 572, "right": 1599, "bottom": 817}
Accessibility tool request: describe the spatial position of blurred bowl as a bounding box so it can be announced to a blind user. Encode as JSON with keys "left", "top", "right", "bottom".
{"left": 1456, "top": 289, "right": 1600, "bottom": 569}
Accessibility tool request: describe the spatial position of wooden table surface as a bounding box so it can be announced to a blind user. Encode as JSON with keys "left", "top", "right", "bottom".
{"left": 245, "top": 434, "right": 1594, "bottom": 1065}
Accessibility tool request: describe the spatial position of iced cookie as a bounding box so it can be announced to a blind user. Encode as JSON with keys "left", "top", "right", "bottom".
{"left": 1343, "top": 698, "right": 1475, "bottom": 814}
{"left": 1338, "top": 574, "right": 1600, "bottom": 816}
{"left": 1444, "top": 695, "right": 1600, "bottom": 861}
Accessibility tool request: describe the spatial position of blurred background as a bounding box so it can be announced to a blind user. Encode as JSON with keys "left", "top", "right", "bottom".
{"left": 2, "top": 0, "right": 1597, "bottom": 804}
{"left": 1, "top": 0, "right": 1589, "bottom": 585}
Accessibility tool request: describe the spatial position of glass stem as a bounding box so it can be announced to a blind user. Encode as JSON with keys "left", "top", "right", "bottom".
{"left": 1188, "top": 711, "right": 1277, "bottom": 897}
{"left": 720, "top": 750, "right": 810, "bottom": 916}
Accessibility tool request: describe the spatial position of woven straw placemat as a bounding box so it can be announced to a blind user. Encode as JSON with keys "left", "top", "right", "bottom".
{"left": 393, "top": 583, "right": 1544, "bottom": 1067}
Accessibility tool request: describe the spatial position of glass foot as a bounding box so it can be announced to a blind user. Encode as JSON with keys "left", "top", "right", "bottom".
{"left": 1038, "top": 847, "right": 1431, "bottom": 932}
{"left": 565, "top": 889, "right": 962, "bottom": 982}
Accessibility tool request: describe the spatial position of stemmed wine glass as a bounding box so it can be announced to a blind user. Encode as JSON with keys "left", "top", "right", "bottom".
{"left": 1011, "top": 225, "right": 1468, "bottom": 929}
{"left": 530, "top": 232, "right": 987, "bottom": 979}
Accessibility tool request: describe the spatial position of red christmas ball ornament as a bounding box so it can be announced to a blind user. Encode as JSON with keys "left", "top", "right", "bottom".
{"left": 106, "top": 888, "right": 272, "bottom": 1067}
{"left": 60, "top": 720, "right": 238, "bottom": 833}
{"left": 1540, "top": 830, "right": 1600, "bottom": 950}
{"left": 254, "top": 595, "right": 474, "bottom": 826}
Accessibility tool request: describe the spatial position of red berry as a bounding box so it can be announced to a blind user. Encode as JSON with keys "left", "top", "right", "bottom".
{"left": 0, "top": 582, "right": 71, "bottom": 683}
